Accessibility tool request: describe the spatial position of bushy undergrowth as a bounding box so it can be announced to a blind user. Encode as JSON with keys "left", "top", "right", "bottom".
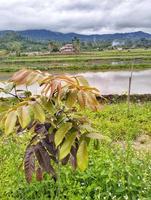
{"left": 0, "top": 102, "right": 151, "bottom": 199}
{"left": 86, "top": 102, "right": 151, "bottom": 140}
{"left": 0, "top": 136, "right": 151, "bottom": 200}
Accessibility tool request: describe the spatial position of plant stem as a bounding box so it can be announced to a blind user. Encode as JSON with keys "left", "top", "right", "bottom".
{"left": 55, "top": 147, "right": 61, "bottom": 200}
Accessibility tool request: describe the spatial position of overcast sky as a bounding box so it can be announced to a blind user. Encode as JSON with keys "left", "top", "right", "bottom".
{"left": 0, "top": 0, "right": 151, "bottom": 34}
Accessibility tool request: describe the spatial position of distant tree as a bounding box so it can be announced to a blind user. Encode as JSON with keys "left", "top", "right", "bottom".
{"left": 72, "top": 37, "right": 80, "bottom": 53}
{"left": 48, "top": 41, "right": 59, "bottom": 52}
{"left": 8, "top": 41, "right": 22, "bottom": 56}
{"left": 48, "top": 41, "right": 54, "bottom": 52}
{"left": 4, "top": 32, "right": 22, "bottom": 41}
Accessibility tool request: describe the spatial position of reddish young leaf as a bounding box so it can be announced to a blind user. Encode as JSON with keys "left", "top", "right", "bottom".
{"left": 24, "top": 146, "right": 35, "bottom": 183}
{"left": 36, "top": 167, "right": 43, "bottom": 182}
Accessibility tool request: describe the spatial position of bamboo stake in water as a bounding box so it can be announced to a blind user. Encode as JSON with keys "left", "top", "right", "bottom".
{"left": 127, "top": 64, "right": 133, "bottom": 115}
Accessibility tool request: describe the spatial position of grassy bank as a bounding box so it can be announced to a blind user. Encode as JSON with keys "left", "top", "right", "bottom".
{"left": 1, "top": 63, "right": 151, "bottom": 73}
{"left": 1, "top": 49, "right": 151, "bottom": 72}
{"left": 0, "top": 101, "right": 151, "bottom": 199}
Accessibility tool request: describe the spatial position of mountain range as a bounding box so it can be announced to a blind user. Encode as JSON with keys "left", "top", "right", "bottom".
{"left": 0, "top": 29, "right": 151, "bottom": 42}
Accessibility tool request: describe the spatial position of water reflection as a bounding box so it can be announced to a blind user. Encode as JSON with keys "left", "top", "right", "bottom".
{"left": 77, "top": 70, "right": 151, "bottom": 94}
{"left": 0, "top": 69, "right": 151, "bottom": 95}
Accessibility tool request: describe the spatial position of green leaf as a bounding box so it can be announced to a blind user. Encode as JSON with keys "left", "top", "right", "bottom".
{"left": 32, "top": 103, "right": 45, "bottom": 123}
{"left": 17, "top": 106, "right": 31, "bottom": 128}
{"left": 80, "top": 124, "right": 96, "bottom": 132}
{"left": 41, "top": 98, "right": 56, "bottom": 115}
{"left": 59, "top": 131, "right": 77, "bottom": 160}
{"left": 55, "top": 122, "right": 72, "bottom": 147}
{"left": 86, "top": 133, "right": 104, "bottom": 140}
{"left": 66, "top": 90, "right": 77, "bottom": 108}
{"left": 86, "top": 133, "right": 111, "bottom": 143}
{"left": 77, "top": 140, "right": 88, "bottom": 171}
{"left": 5, "top": 111, "right": 17, "bottom": 135}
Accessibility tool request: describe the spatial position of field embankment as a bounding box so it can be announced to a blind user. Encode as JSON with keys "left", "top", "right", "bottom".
{"left": 1, "top": 49, "right": 151, "bottom": 72}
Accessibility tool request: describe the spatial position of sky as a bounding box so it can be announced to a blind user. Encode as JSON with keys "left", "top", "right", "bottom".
{"left": 0, "top": 0, "right": 151, "bottom": 34}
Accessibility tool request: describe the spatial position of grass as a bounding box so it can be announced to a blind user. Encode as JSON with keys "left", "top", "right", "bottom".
{"left": 0, "top": 101, "right": 151, "bottom": 199}
{"left": 86, "top": 102, "right": 151, "bottom": 140}
{"left": 1, "top": 49, "right": 151, "bottom": 72}
{"left": 0, "top": 138, "right": 151, "bottom": 200}
{"left": 4, "top": 56, "right": 151, "bottom": 63}
{"left": 1, "top": 62, "right": 151, "bottom": 73}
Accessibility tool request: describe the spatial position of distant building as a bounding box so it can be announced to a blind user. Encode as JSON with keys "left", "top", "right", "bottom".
{"left": 117, "top": 47, "right": 123, "bottom": 51}
{"left": 60, "top": 44, "right": 75, "bottom": 54}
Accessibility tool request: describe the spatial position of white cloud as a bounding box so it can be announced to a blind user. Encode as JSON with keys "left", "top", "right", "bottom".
{"left": 0, "top": 0, "right": 151, "bottom": 34}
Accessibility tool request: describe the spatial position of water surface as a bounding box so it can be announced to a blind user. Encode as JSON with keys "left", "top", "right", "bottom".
{"left": 78, "top": 70, "right": 151, "bottom": 94}
{"left": 0, "top": 69, "right": 151, "bottom": 95}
